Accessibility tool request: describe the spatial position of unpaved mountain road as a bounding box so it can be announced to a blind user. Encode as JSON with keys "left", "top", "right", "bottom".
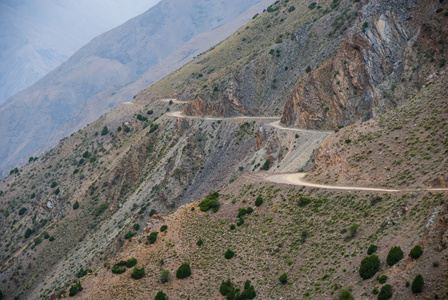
{"left": 265, "top": 173, "right": 448, "bottom": 192}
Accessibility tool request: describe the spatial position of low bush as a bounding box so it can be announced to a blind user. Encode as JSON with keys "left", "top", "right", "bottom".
{"left": 359, "top": 255, "right": 380, "bottom": 279}
{"left": 131, "top": 267, "right": 145, "bottom": 279}
{"left": 155, "top": 291, "right": 167, "bottom": 300}
{"left": 230, "top": 224, "right": 236, "bottom": 230}
{"left": 124, "top": 232, "right": 134, "bottom": 240}
{"left": 112, "top": 261, "right": 127, "bottom": 274}
{"left": 176, "top": 262, "right": 191, "bottom": 279}
{"left": 24, "top": 228, "right": 34, "bottom": 239}
{"left": 69, "top": 281, "right": 83, "bottom": 297}
{"left": 238, "top": 208, "right": 247, "bottom": 217}
{"left": 338, "top": 288, "right": 354, "bottom": 300}
{"left": 237, "top": 217, "right": 244, "bottom": 226}
{"left": 367, "top": 244, "right": 378, "bottom": 255}
{"left": 386, "top": 246, "right": 403, "bottom": 266}
{"left": 77, "top": 268, "right": 88, "bottom": 278}
{"left": 379, "top": 275, "right": 388, "bottom": 284}
{"left": 255, "top": 195, "right": 263, "bottom": 206}
{"left": 18, "top": 207, "right": 27, "bottom": 215}
{"left": 126, "top": 258, "right": 137, "bottom": 268}
{"left": 224, "top": 249, "right": 235, "bottom": 259}
{"left": 148, "top": 232, "right": 158, "bottom": 244}
{"left": 73, "top": 201, "right": 79, "bottom": 210}
{"left": 161, "top": 270, "right": 169, "bottom": 283}
{"left": 411, "top": 274, "right": 424, "bottom": 293}
{"left": 378, "top": 284, "right": 392, "bottom": 300}
{"left": 196, "top": 239, "right": 203, "bottom": 246}
{"left": 160, "top": 225, "right": 168, "bottom": 232}
{"left": 279, "top": 273, "right": 287, "bottom": 284}
{"left": 149, "top": 209, "right": 157, "bottom": 216}
{"left": 246, "top": 207, "right": 253, "bottom": 214}
{"left": 220, "top": 279, "right": 256, "bottom": 299}
{"left": 198, "top": 191, "right": 220, "bottom": 212}
{"left": 133, "top": 223, "right": 140, "bottom": 231}
{"left": 409, "top": 245, "right": 423, "bottom": 259}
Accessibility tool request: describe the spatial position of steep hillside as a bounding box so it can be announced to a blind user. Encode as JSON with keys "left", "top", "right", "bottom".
{"left": 0, "top": 0, "right": 272, "bottom": 179}
{"left": 0, "top": 0, "right": 447, "bottom": 299}
{"left": 307, "top": 67, "right": 448, "bottom": 189}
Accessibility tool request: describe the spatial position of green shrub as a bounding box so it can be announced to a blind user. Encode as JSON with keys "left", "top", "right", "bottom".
{"left": 133, "top": 223, "right": 140, "bottom": 231}
{"left": 176, "top": 262, "right": 191, "bottom": 279}
{"left": 43, "top": 232, "right": 50, "bottom": 239}
{"left": 237, "top": 217, "right": 244, "bottom": 226}
{"left": 30, "top": 192, "right": 36, "bottom": 199}
{"left": 51, "top": 181, "right": 57, "bottom": 188}
{"left": 279, "top": 273, "right": 287, "bottom": 284}
{"left": 338, "top": 289, "right": 354, "bottom": 300}
{"left": 34, "top": 237, "right": 42, "bottom": 246}
{"left": 77, "top": 268, "right": 88, "bottom": 278}
{"left": 367, "top": 244, "right": 378, "bottom": 255}
{"left": 372, "top": 287, "right": 378, "bottom": 294}
{"left": 131, "top": 267, "right": 145, "bottom": 279}
{"left": 112, "top": 261, "right": 127, "bottom": 274}
{"left": 147, "top": 110, "right": 153, "bottom": 115}
{"left": 379, "top": 275, "right": 388, "bottom": 284}
{"left": 246, "top": 207, "right": 253, "bottom": 214}
{"left": 386, "top": 246, "right": 403, "bottom": 266}
{"left": 348, "top": 223, "right": 359, "bottom": 237}
{"left": 18, "top": 207, "right": 27, "bottom": 215}
{"left": 196, "top": 239, "right": 203, "bottom": 246}
{"left": 224, "top": 249, "right": 235, "bottom": 259}
{"left": 126, "top": 258, "right": 137, "bottom": 268}
{"left": 149, "top": 209, "right": 157, "bottom": 216}
{"left": 73, "top": 201, "right": 79, "bottom": 210}
{"left": 255, "top": 195, "right": 263, "bottom": 206}
{"left": 261, "top": 159, "right": 270, "bottom": 170}
{"left": 49, "top": 236, "right": 55, "bottom": 241}
{"left": 230, "top": 224, "right": 236, "bottom": 230}
{"left": 220, "top": 279, "right": 256, "bottom": 299}
{"left": 359, "top": 255, "right": 380, "bottom": 279}
{"left": 155, "top": 291, "right": 167, "bottom": 300}
{"left": 101, "top": 126, "right": 109, "bottom": 136}
{"left": 161, "top": 270, "right": 169, "bottom": 283}
{"left": 198, "top": 191, "right": 220, "bottom": 212}
{"left": 238, "top": 208, "right": 247, "bottom": 217}
{"left": 0, "top": 290, "right": 3, "bottom": 300}
{"left": 24, "top": 228, "right": 34, "bottom": 238}
{"left": 68, "top": 281, "right": 83, "bottom": 297}
{"left": 53, "top": 188, "right": 60, "bottom": 195}
{"left": 409, "top": 245, "right": 423, "bottom": 259}
{"left": 94, "top": 203, "right": 108, "bottom": 216}
{"left": 288, "top": 6, "right": 295, "bottom": 12}
{"left": 308, "top": 2, "right": 317, "bottom": 10}
{"left": 220, "top": 279, "right": 234, "bottom": 296}
{"left": 378, "top": 284, "right": 392, "bottom": 300}
{"left": 160, "top": 225, "right": 168, "bottom": 232}
{"left": 148, "top": 232, "right": 158, "bottom": 244}
{"left": 298, "top": 196, "right": 312, "bottom": 207}
{"left": 411, "top": 274, "right": 424, "bottom": 293}
{"left": 124, "top": 232, "right": 134, "bottom": 240}
{"left": 306, "top": 66, "right": 312, "bottom": 73}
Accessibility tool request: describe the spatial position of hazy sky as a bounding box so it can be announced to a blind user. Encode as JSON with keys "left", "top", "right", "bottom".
{"left": 0, "top": 0, "right": 161, "bottom": 103}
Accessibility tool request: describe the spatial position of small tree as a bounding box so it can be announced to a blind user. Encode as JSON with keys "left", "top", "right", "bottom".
{"left": 367, "top": 244, "right": 377, "bottom": 255}
{"left": 131, "top": 267, "right": 145, "bottom": 279}
{"left": 176, "top": 262, "right": 191, "bottom": 279}
{"left": 155, "top": 291, "right": 167, "bottom": 300}
{"left": 126, "top": 258, "right": 137, "bottom": 268}
{"left": 133, "top": 223, "right": 140, "bottom": 231}
{"left": 261, "top": 159, "right": 270, "bottom": 170}
{"left": 378, "top": 284, "right": 392, "bottom": 300}
{"left": 386, "top": 246, "right": 403, "bottom": 266}
{"left": 224, "top": 249, "right": 235, "bottom": 259}
{"left": 411, "top": 274, "right": 424, "bottom": 293}
{"left": 149, "top": 209, "right": 157, "bottom": 216}
{"left": 338, "top": 288, "right": 354, "bottom": 300}
{"left": 73, "top": 201, "right": 79, "bottom": 210}
{"left": 255, "top": 195, "right": 263, "bottom": 206}
{"left": 24, "top": 228, "right": 34, "bottom": 238}
{"left": 279, "top": 273, "right": 287, "bottom": 284}
{"left": 196, "top": 239, "right": 203, "bottom": 246}
{"left": 161, "top": 270, "right": 169, "bottom": 283}
{"left": 148, "top": 232, "right": 158, "bottom": 244}
{"left": 101, "top": 126, "right": 109, "bottom": 136}
{"left": 409, "top": 245, "right": 423, "bottom": 259}
{"left": 160, "top": 225, "right": 168, "bottom": 232}
{"left": 359, "top": 255, "right": 380, "bottom": 279}
{"left": 378, "top": 275, "right": 388, "bottom": 284}
{"left": 68, "top": 281, "right": 83, "bottom": 296}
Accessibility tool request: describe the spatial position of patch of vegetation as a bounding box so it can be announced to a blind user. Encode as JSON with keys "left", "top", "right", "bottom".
{"left": 378, "top": 284, "right": 392, "bottom": 300}
{"left": 386, "top": 246, "right": 403, "bottom": 266}
{"left": 161, "top": 270, "right": 169, "bottom": 283}
{"left": 131, "top": 267, "right": 145, "bottom": 279}
{"left": 112, "top": 261, "right": 127, "bottom": 274}
{"left": 379, "top": 275, "right": 388, "bottom": 284}
{"left": 279, "top": 273, "right": 287, "bottom": 284}
{"left": 367, "top": 244, "right": 377, "bottom": 255}
{"left": 68, "top": 281, "right": 83, "bottom": 297}
{"left": 409, "top": 245, "right": 423, "bottom": 259}
{"left": 24, "top": 228, "right": 34, "bottom": 239}
{"left": 411, "top": 274, "right": 424, "bottom": 293}
{"left": 126, "top": 258, "right": 137, "bottom": 268}
{"left": 220, "top": 279, "right": 256, "bottom": 300}
{"left": 124, "top": 232, "right": 134, "bottom": 240}
{"left": 18, "top": 207, "right": 27, "bottom": 215}
{"left": 338, "top": 288, "right": 354, "bottom": 300}
{"left": 224, "top": 249, "right": 235, "bottom": 259}
{"left": 255, "top": 195, "right": 263, "bottom": 206}
{"left": 101, "top": 126, "right": 109, "bottom": 136}
{"left": 198, "top": 191, "right": 220, "bottom": 212}
{"left": 160, "top": 225, "right": 168, "bottom": 232}
{"left": 176, "top": 262, "right": 191, "bottom": 279}
{"left": 94, "top": 203, "right": 108, "bottom": 216}
{"left": 148, "top": 232, "right": 158, "bottom": 244}
{"left": 73, "top": 201, "right": 79, "bottom": 210}
{"left": 359, "top": 255, "right": 380, "bottom": 279}
{"left": 155, "top": 291, "right": 167, "bottom": 300}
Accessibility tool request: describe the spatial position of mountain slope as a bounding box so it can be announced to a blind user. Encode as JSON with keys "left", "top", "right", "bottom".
{"left": 0, "top": 0, "right": 272, "bottom": 179}
{"left": 0, "top": 0, "right": 159, "bottom": 105}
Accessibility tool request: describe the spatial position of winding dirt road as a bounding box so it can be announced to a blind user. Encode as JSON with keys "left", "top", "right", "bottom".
{"left": 265, "top": 173, "right": 448, "bottom": 192}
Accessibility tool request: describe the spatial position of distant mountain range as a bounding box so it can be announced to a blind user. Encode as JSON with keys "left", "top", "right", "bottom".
{"left": 0, "top": 0, "right": 159, "bottom": 105}
{"left": 0, "top": 0, "right": 273, "bottom": 178}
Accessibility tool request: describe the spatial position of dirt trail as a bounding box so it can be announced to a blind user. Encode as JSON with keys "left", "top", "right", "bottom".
{"left": 160, "top": 98, "right": 189, "bottom": 104}
{"left": 265, "top": 173, "right": 448, "bottom": 192}
{"left": 167, "top": 111, "right": 281, "bottom": 121}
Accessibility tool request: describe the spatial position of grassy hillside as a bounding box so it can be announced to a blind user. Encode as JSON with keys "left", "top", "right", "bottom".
{"left": 78, "top": 175, "right": 447, "bottom": 299}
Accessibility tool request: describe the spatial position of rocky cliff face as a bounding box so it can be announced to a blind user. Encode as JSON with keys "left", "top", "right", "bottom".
{"left": 281, "top": 0, "right": 448, "bottom": 129}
